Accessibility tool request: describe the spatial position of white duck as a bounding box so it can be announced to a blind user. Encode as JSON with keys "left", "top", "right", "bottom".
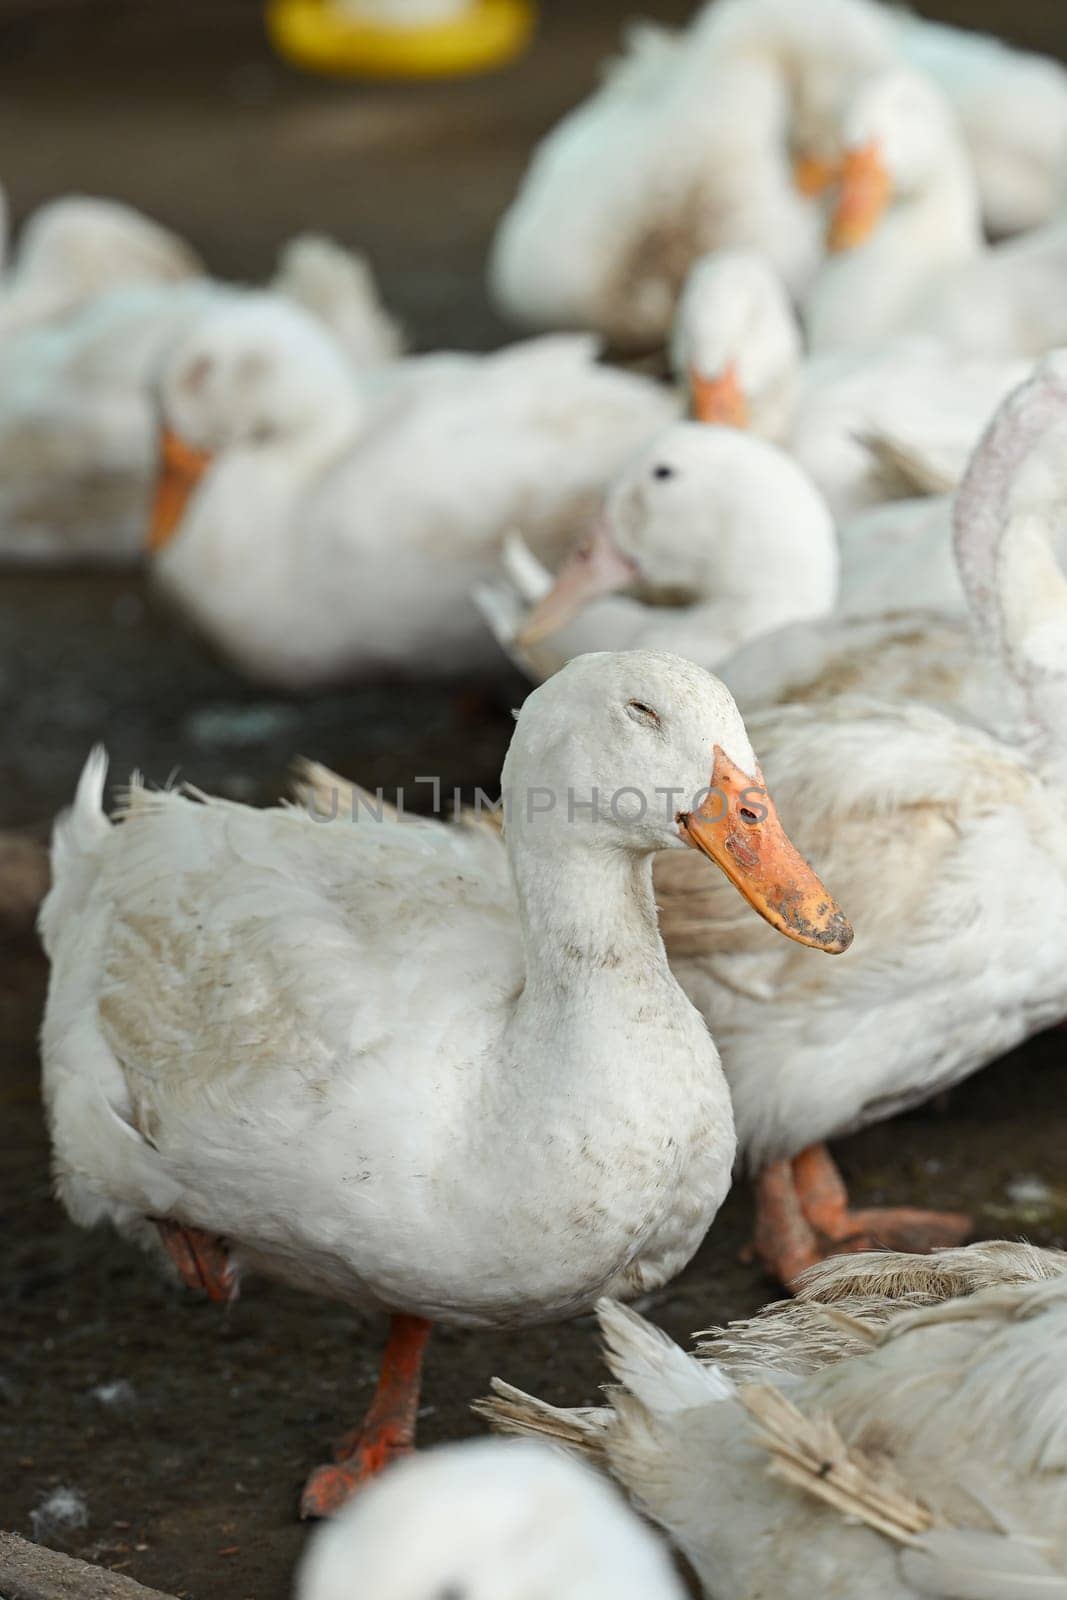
{"left": 39, "top": 650, "right": 850, "bottom": 1516}
{"left": 0, "top": 239, "right": 400, "bottom": 567}
{"left": 296, "top": 1438, "right": 686, "bottom": 1600}
{"left": 489, "top": 0, "right": 899, "bottom": 349}
{"left": 477, "top": 422, "right": 837, "bottom": 682}
{"left": 481, "top": 1243, "right": 1067, "bottom": 1599}
{"left": 804, "top": 69, "right": 982, "bottom": 353}
{"left": 672, "top": 248, "right": 1029, "bottom": 521}
{"left": 649, "top": 357, "right": 1067, "bottom": 1285}
{"left": 147, "top": 298, "right": 677, "bottom": 684}
{"left": 0, "top": 196, "right": 201, "bottom": 344}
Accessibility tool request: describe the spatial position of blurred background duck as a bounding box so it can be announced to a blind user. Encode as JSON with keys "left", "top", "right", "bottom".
{"left": 0, "top": 237, "right": 400, "bottom": 567}
{"left": 146, "top": 298, "right": 675, "bottom": 685}
{"left": 671, "top": 247, "right": 1028, "bottom": 520}
{"left": 481, "top": 1242, "right": 1067, "bottom": 1599}
{"left": 39, "top": 651, "right": 848, "bottom": 1516}
{"left": 297, "top": 1438, "right": 685, "bottom": 1600}
{"left": 803, "top": 70, "right": 982, "bottom": 353}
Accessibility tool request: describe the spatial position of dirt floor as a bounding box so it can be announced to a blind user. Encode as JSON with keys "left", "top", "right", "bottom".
{"left": 1, "top": 2, "right": 1067, "bottom": 1597}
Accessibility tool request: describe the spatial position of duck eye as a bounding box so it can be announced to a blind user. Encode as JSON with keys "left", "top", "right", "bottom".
{"left": 250, "top": 422, "right": 275, "bottom": 445}
{"left": 626, "top": 699, "right": 661, "bottom": 728}
{"left": 652, "top": 463, "right": 675, "bottom": 480}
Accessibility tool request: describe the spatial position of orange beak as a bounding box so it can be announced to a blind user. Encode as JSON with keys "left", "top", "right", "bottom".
{"left": 828, "top": 140, "right": 891, "bottom": 252}
{"left": 677, "top": 746, "right": 853, "bottom": 954}
{"left": 689, "top": 362, "right": 749, "bottom": 428}
{"left": 149, "top": 428, "right": 214, "bottom": 553}
{"left": 793, "top": 152, "right": 842, "bottom": 196}
{"left": 515, "top": 517, "right": 638, "bottom": 648}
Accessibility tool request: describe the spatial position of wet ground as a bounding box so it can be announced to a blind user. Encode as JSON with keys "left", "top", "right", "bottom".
{"left": 1, "top": 1, "right": 1066, "bottom": 1597}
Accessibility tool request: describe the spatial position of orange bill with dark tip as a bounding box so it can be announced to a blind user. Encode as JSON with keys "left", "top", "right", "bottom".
{"left": 515, "top": 518, "right": 638, "bottom": 648}
{"left": 793, "top": 151, "right": 842, "bottom": 196}
{"left": 828, "top": 140, "right": 891, "bottom": 253}
{"left": 689, "top": 362, "right": 749, "bottom": 428}
{"left": 677, "top": 746, "right": 853, "bottom": 954}
{"left": 149, "top": 428, "right": 214, "bottom": 553}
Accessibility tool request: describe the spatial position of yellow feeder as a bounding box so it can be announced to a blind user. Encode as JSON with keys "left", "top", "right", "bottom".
{"left": 266, "top": 0, "right": 536, "bottom": 80}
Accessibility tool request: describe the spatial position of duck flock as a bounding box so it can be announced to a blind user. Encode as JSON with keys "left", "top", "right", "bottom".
{"left": 10, "top": 0, "right": 1067, "bottom": 1592}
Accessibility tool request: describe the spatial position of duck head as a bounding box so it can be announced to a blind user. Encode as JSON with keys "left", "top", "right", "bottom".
{"left": 503, "top": 650, "right": 852, "bottom": 953}
{"left": 149, "top": 293, "right": 365, "bottom": 552}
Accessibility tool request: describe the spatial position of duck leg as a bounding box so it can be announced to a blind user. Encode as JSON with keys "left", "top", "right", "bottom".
{"left": 751, "top": 1159, "right": 823, "bottom": 1287}
{"left": 156, "top": 1220, "right": 239, "bottom": 1303}
{"left": 300, "top": 1314, "right": 432, "bottom": 1519}
{"left": 793, "top": 1142, "right": 972, "bottom": 1255}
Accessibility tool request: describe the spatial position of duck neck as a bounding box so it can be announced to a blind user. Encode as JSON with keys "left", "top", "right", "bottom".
{"left": 508, "top": 820, "right": 670, "bottom": 995}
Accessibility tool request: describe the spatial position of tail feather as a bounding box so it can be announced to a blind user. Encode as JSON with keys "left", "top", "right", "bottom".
{"left": 473, "top": 1380, "right": 612, "bottom": 1464}
{"left": 38, "top": 746, "right": 110, "bottom": 957}
{"left": 597, "top": 1299, "right": 735, "bottom": 1415}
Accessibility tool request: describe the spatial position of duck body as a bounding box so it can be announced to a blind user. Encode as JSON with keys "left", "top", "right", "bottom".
{"left": 41, "top": 753, "right": 732, "bottom": 1327}
{"left": 154, "top": 314, "right": 677, "bottom": 686}
{"left": 483, "top": 1244, "right": 1067, "bottom": 1599}
{"left": 907, "top": 215, "right": 1067, "bottom": 360}
{"left": 660, "top": 695, "right": 1067, "bottom": 1172}
{"left": 44, "top": 652, "right": 815, "bottom": 1334}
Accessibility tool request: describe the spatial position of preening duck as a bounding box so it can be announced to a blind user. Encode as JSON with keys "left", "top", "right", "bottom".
{"left": 146, "top": 298, "right": 676, "bottom": 684}
{"left": 481, "top": 1242, "right": 1067, "bottom": 1599}
{"left": 296, "top": 1438, "right": 685, "bottom": 1600}
{"left": 39, "top": 650, "right": 849, "bottom": 1516}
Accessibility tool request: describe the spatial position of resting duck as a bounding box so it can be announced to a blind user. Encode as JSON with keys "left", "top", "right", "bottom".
{"left": 475, "top": 421, "right": 837, "bottom": 682}
{"left": 0, "top": 240, "right": 399, "bottom": 567}
{"left": 0, "top": 195, "right": 200, "bottom": 345}
{"left": 39, "top": 651, "right": 850, "bottom": 1516}
{"left": 481, "top": 1241, "right": 1067, "bottom": 1599}
{"left": 804, "top": 70, "right": 982, "bottom": 353}
{"left": 489, "top": 0, "right": 898, "bottom": 348}
{"left": 673, "top": 248, "right": 1028, "bottom": 520}
{"left": 147, "top": 298, "right": 676, "bottom": 684}
{"left": 296, "top": 1438, "right": 685, "bottom": 1599}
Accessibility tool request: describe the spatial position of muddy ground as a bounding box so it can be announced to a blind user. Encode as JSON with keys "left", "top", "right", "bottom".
{"left": 1, "top": 2, "right": 1066, "bottom": 1597}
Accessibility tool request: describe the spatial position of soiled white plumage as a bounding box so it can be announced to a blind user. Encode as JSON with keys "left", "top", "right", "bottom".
{"left": 481, "top": 1244, "right": 1067, "bottom": 1600}
{"left": 673, "top": 250, "right": 1027, "bottom": 520}
{"left": 0, "top": 238, "right": 399, "bottom": 567}
{"left": 489, "top": 0, "right": 898, "bottom": 348}
{"left": 151, "top": 300, "right": 676, "bottom": 685}
{"left": 297, "top": 1438, "right": 686, "bottom": 1600}
{"left": 40, "top": 652, "right": 751, "bottom": 1330}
